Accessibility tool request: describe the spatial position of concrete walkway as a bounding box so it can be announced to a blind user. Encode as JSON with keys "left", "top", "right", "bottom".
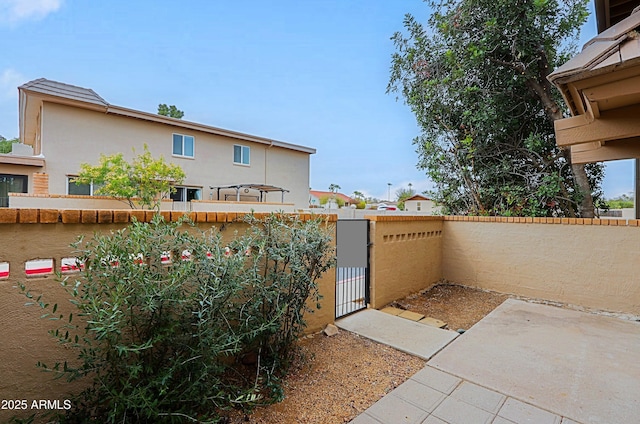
{"left": 336, "top": 309, "right": 458, "bottom": 360}
{"left": 341, "top": 299, "right": 640, "bottom": 424}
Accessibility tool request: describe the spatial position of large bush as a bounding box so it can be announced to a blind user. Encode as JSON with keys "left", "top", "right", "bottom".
{"left": 22, "top": 213, "right": 335, "bottom": 423}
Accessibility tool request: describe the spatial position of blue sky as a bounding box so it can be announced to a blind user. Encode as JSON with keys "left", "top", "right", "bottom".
{"left": 0, "top": 0, "right": 633, "bottom": 200}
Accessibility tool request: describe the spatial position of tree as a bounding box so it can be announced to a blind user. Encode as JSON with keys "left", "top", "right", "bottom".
{"left": 328, "top": 183, "right": 341, "bottom": 193}
{"left": 74, "top": 144, "right": 186, "bottom": 210}
{"left": 396, "top": 186, "right": 416, "bottom": 210}
{"left": 157, "top": 103, "right": 184, "bottom": 119}
{"left": 0, "top": 137, "right": 20, "bottom": 154}
{"left": 388, "top": 0, "right": 604, "bottom": 217}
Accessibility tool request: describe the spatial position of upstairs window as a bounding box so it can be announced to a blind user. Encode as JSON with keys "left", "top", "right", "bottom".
{"left": 233, "top": 144, "right": 250, "bottom": 165}
{"left": 173, "top": 134, "right": 195, "bottom": 158}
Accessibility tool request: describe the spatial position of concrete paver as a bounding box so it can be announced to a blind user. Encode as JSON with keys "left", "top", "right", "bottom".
{"left": 422, "top": 416, "right": 448, "bottom": 424}
{"left": 450, "top": 381, "right": 506, "bottom": 414}
{"left": 419, "top": 317, "right": 447, "bottom": 328}
{"left": 431, "top": 396, "right": 494, "bottom": 424}
{"left": 391, "top": 379, "right": 446, "bottom": 412}
{"left": 365, "top": 394, "right": 429, "bottom": 424}
{"left": 380, "top": 306, "right": 403, "bottom": 316}
{"left": 497, "top": 398, "right": 562, "bottom": 424}
{"left": 410, "top": 365, "right": 461, "bottom": 395}
{"left": 398, "top": 310, "right": 425, "bottom": 321}
{"left": 336, "top": 309, "right": 458, "bottom": 360}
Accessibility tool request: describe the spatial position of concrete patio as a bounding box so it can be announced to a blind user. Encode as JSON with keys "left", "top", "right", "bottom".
{"left": 340, "top": 299, "right": 640, "bottom": 424}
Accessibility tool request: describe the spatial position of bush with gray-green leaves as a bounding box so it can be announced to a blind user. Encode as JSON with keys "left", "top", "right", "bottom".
{"left": 21, "top": 213, "right": 335, "bottom": 423}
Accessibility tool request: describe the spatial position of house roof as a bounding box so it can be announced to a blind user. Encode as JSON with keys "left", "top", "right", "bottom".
{"left": 405, "top": 194, "right": 431, "bottom": 201}
{"left": 547, "top": 4, "right": 640, "bottom": 163}
{"left": 547, "top": 5, "right": 640, "bottom": 98}
{"left": 20, "top": 78, "right": 108, "bottom": 107}
{"left": 18, "top": 78, "right": 316, "bottom": 155}
{"left": 309, "top": 190, "right": 356, "bottom": 203}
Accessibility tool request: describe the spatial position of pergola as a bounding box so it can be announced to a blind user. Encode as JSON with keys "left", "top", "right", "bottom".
{"left": 209, "top": 183, "right": 290, "bottom": 203}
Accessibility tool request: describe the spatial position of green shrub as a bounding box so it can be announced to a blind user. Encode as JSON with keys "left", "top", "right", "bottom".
{"left": 21, "top": 213, "right": 335, "bottom": 423}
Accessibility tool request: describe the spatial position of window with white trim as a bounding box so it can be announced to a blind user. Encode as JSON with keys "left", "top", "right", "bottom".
{"left": 172, "top": 134, "right": 195, "bottom": 158}
{"left": 233, "top": 144, "right": 250, "bottom": 165}
{"left": 170, "top": 186, "right": 202, "bottom": 202}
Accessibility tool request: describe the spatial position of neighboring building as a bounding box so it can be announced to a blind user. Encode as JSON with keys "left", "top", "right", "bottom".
{"left": 404, "top": 194, "right": 437, "bottom": 214}
{"left": 0, "top": 78, "right": 316, "bottom": 210}
{"left": 309, "top": 190, "right": 356, "bottom": 208}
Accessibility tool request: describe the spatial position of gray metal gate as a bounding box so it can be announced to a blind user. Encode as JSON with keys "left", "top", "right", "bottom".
{"left": 335, "top": 219, "right": 370, "bottom": 318}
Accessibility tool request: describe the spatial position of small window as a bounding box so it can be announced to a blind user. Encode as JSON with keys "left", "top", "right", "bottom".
{"left": 172, "top": 134, "right": 195, "bottom": 158}
{"left": 233, "top": 144, "right": 250, "bottom": 165}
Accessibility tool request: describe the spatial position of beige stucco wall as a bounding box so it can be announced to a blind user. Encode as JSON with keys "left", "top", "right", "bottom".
{"left": 0, "top": 214, "right": 334, "bottom": 421}
{"left": 39, "top": 102, "right": 311, "bottom": 209}
{"left": 442, "top": 219, "right": 640, "bottom": 314}
{"left": 368, "top": 216, "right": 443, "bottom": 308}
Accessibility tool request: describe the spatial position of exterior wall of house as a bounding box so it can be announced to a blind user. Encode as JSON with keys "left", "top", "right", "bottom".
{"left": 404, "top": 199, "right": 437, "bottom": 214}
{"left": 38, "top": 102, "right": 310, "bottom": 209}
{"left": 0, "top": 210, "right": 336, "bottom": 420}
{"left": 367, "top": 216, "right": 444, "bottom": 308}
{"left": 442, "top": 217, "right": 640, "bottom": 314}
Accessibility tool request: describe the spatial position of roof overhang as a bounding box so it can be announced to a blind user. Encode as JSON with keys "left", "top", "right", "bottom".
{"left": 548, "top": 4, "right": 640, "bottom": 163}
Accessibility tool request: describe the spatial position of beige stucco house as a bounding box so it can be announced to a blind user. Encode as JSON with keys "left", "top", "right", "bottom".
{"left": 0, "top": 79, "right": 315, "bottom": 210}
{"left": 404, "top": 194, "right": 438, "bottom": 214}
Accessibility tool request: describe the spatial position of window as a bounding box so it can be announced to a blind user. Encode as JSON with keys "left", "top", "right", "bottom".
{"left": 0, "top": 174, "right": 27, "bottom": 207}
{"left": 172, "top": 134, "right": 195, "bottom": 158}
{"left": 233, "top": 144, "right": 250, "bottom": 165}
{"left": 67, "top": 176, "right": 101, "bottom": 196}
{"left": 170, "top": 186, "right": 202, "bottom": 202}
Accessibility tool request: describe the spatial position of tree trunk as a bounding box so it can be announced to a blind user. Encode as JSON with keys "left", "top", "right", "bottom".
{"left": 525, "top": 74, "right": 596, "bottom": 218}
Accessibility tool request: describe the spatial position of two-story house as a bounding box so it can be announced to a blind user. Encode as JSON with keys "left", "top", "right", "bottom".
{"left": 0, "top": 78, "right": 315, "bottom": 210}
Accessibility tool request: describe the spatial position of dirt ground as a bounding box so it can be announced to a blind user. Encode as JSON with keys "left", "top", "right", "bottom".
{"left": 223, "top": 284, "right": 509, "bottom": 423}
{"left": 389, "top": 283, "right": 511, "bottom": 331}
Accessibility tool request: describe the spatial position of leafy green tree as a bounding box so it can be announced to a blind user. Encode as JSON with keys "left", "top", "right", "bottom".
{"left": 606, "top": 193, "right": 634, "bottom": 209}
{"left": 396, "top": 186, "right": 416, "bottom": 211}
{"left": 157, "top": 104, "right": 184, "bottom": 119}
{"left": 388, "top": 0, "right": 604, "bottom": 217}
{"left": 0, "top": 136, "right": 20, "bottom": 154}
{"left": 74, "top": 144, "right": 185, "bottom": 210}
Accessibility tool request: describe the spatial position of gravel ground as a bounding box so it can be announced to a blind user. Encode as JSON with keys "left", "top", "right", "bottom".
{"left": 223, "top": 284, "right": 508, "bottom": 423}
{"left": 223, "top": 331, "right": 426, "bottom": 423}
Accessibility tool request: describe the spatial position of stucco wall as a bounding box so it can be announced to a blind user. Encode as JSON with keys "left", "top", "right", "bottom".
{"left": 368, "top": 216, "right": 443, "bottom": 308}
{"left": 0, "top": 210, "right": 335, "bottom": 421}
{"left": 442, "top": 217, "right": 640, "bottom": 314}
{"left": 40, "top": 102, "right": 311, "bottom": 209}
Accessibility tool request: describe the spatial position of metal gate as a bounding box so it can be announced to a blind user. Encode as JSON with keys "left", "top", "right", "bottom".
{"left": 335, "top": 219, "right": 370, "bottom": 318}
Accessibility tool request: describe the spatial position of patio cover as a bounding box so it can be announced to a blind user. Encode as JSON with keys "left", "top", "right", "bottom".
{"left": 209, "top": 183, "right": 290, "bottom": 203}
{"left": 548, "top": 5, "right": 640, "bottom": 164}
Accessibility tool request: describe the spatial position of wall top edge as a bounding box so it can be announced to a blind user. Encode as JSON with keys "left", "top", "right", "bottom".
{"left": 0, "top": 209, "right": 339, "bottom": 224}
{"left": 442, "top": 215, "right": 639, "bottom": 226}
